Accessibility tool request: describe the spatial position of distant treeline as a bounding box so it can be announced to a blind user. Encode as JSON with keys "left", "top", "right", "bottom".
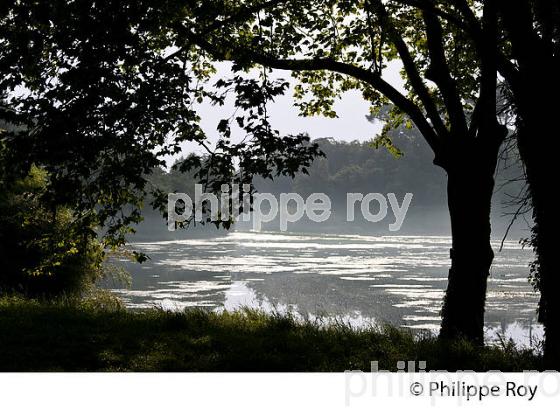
{"left": 145, "top": 127, "right": 526, "bottom": 237}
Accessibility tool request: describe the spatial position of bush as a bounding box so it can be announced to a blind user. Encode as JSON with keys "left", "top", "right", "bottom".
{"left": 0, "top": 166, "right": 106, "bottom": 298}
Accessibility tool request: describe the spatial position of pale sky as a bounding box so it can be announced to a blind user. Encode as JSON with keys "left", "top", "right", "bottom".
{"left": 174, "top": 61, "right": 405, "bottom": 162}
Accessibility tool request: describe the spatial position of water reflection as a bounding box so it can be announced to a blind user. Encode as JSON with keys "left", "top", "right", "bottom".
{"left": 110, "top": 231, "right": 542, "bottom": 346}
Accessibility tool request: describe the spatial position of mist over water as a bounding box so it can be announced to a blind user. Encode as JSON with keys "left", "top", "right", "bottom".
{"left": 110, "top": 230, "right": 541, "bottom": 346}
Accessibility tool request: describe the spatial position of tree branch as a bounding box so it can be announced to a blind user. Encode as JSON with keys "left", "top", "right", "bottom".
{"left": 423, "top": 11, "right": 468, "bottom": 137}
{"left": 369, "top": 0, "right": 449, "bottom": 140}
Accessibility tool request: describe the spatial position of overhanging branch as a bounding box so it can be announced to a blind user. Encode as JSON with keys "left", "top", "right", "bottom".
{"left": 182, "top": 29, "right": 443, "bottom": 156}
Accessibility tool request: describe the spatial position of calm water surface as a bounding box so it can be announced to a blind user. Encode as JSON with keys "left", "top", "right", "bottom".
{"left": 110, "top": 231, "right": 542, "bottom": 346}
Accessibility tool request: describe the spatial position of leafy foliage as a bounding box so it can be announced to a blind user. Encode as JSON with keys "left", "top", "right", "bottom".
{"left": 0, "top": 0, "right": 322, "bottom": 248}
{"left": 0, "top": 165, "right": 106, "bottom": 298}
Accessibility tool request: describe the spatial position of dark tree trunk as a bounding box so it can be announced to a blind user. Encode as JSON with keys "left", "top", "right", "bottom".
{"left": 497, "top": 0, "right": 559, "bottom": 367}
{"left": 533, "top": 188, "right": 557, "bottom": 368}
{"left": 439, "top": 161, "right": 495, "bottom": 344}
{"left": 438, "top": 128, "right": 504, "bottom": 344}
{"left": 437, "top": 0, "right": 504, "bottom": 344}
{"left": 516, "top": 118, "right": 558, "bottom": 368}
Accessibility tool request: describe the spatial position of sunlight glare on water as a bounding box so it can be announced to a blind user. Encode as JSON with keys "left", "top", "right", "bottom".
{"left": 110, "top": 231, "right": 542, "bottom": 346}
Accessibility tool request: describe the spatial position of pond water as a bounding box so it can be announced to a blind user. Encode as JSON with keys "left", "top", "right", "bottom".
{"left": 110, "top": 231, "right": 542, "bottom": 347}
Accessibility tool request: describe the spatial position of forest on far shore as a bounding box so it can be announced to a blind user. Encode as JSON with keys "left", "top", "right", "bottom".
{"left": 144, "top": 125, "right": 527, "bottom": 237}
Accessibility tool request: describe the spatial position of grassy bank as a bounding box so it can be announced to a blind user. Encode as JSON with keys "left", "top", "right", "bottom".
{"left": 0, "top": 297, "right": 542, "bottom": 371}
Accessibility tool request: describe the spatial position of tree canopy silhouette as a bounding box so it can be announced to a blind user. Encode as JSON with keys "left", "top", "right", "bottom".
{"left": 0, "top": 0, "right": 320, "bottom": 250}
{"left": 1, "top": 0, "right": 554, "bottom": 364}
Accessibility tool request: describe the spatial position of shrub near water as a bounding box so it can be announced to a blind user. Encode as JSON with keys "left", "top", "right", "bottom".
{"left": 0, "top": 166, "right": 105, "bottom": 298}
